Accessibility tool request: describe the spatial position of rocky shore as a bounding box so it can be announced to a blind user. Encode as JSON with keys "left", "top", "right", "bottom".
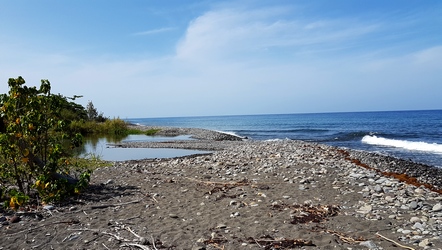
{"left": 1, "top": 127, "right": 441, "bottom": 249}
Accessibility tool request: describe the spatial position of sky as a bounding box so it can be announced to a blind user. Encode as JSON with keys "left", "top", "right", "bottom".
{"left": 1, "top": 0, "right": 441, "bottom": 118}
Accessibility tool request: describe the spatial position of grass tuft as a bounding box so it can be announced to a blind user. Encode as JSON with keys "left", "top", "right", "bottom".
{"left": 145, "top": 128, "right": 161, "bottom": 136}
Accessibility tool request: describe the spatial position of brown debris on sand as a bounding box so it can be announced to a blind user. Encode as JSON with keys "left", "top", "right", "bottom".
{"left": 1, "top": 128, "right": 441, "bottom": 249}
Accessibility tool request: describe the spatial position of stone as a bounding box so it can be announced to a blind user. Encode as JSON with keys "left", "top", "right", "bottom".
{"left": 400, "top": 205, "right": 409, "bottom": 210}
{"left": 402, "top": 229, "right": 411, "bottom": 234}
{"left": 8, "top": 216, "right": 20, "bottom": 223}
{"left": 375, "top": 178, "right": 387, "bottom": 184}
{"left": 230, "top": 212, "right": 240, "bottom": 218}
{"left": 104, "top": 179, "right": 113, "bottom": 185}
{"left": 349, "top": 173, "right": 363, "bottom": 179}
{"left": 373, "top": 185, "right": 383, "bottom": 193}
{"left": 359, "top": 240, "right": 379, "bottom": 249}
{"left": 410, "top": 217, "right": 421, "bottom": 223}
{"left": 409, "top": 201, "right": 418, "bottom": 210}
{"left": 412, "top": 222, "right": 424, "bottom": 231}
{"left": 43, "top": 205, "right": 55, "bottom": 210}
{"left": 432, "top": 203, "right": 442, "bottom": 212}
{"left": 357, "top": 205, "right": 372, "bottom": 214}
{"left": 138, "top": 237, "right": 149, "bottom": 245}
{"left": 414, "top": 188, "right": 425, "bottom": 195}
{"left": 385, "top": 196, "right": 394, "bottom": 202}
{"left": 298, "top": 185, "right": 308, "bottom": 190}
{"left": 418, "top": 238, "right": 431, "bottom": 247}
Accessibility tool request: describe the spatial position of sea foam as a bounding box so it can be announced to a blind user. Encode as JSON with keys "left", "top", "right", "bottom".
{"left": 362, "top": 135, "right": 442, "bottom": 154}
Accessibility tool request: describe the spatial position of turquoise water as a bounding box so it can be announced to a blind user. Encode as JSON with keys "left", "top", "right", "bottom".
{"left": 128, "top": 110, "right": 442, "bottom": 167}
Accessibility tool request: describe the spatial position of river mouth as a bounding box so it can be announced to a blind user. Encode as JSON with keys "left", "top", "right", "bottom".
{"left": 78, "top": 134, "right": 211, "bottom": 161}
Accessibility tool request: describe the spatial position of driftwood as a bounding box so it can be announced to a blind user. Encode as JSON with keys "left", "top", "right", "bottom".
{"left": 326, "top": 230, "right": 366, "bottom": 244}
{"left": 376, "top": 233, "right": 416, "bottom": 250}
{"left": 69, "top": 224, "right": 160, "bottom": 249}
{"left": 121, "top": 243, "right": 154, "bottom": 250}
{"left": 246, "top": 236, "right": 315, "bottom": 248}
{"left": 270, "top": 203, "right": 339, "bottom": 224}
{"left": 186, "top": 177, "right": 252, "bottom": 194}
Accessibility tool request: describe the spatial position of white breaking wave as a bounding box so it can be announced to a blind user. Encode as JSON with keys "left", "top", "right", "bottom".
{"left": 265, "top": 138, "right": 291, "bottom": 142}
{"left": 215, "top": 130, "right": 247, "bottom": 139}
{"left": 362, "top": 135, "right": 442, "bottom": 154}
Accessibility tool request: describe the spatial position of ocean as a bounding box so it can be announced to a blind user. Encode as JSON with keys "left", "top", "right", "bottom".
{"left": 126, "top": 110, "right": 442, "bottom": 168}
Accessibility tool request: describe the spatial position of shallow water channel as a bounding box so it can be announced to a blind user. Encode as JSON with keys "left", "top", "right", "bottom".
{"left": 78, "top": 134, "right": 211, "bottom": 161}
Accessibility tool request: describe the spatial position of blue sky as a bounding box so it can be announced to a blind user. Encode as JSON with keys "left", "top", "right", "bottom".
{"left": 1, "top": 0, "right": 441, "bottom": 118}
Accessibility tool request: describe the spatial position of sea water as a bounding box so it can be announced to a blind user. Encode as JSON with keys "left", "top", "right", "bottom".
{"left": 127, "top": 110, "right": 442, "bottom": 168}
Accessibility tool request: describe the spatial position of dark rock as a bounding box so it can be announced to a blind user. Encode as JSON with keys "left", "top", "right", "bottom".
{"left": 9, "top": 215, "right": 20, "bottom": 223}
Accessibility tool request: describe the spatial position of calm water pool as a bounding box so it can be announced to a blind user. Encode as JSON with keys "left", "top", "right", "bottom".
{"left": 79, "top": 135, "right": 211, "bottom": 161}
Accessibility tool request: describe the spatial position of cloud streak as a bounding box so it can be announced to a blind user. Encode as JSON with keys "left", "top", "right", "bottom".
{"left": 132, "top": 27, "right": 176, "bottom": 36}
{"left": 175, "top": 6, "right": 386, "bottom": 64}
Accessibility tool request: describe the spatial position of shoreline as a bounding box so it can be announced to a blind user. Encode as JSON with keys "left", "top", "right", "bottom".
{"left": 129, "top": 125, "right": 442, "bottom": 190}
{"left": 1, "top": 126, "right": 441, "bottom": 249}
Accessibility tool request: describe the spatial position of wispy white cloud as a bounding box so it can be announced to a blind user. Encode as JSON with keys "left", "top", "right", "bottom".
{"left": 132, "top": 27, "right": 176, "bottom": 36}
{"left": 174, "top": 5, "right": 384, "bottom": 63}
{"left": 412, "top": 46, "right": 442, "bottom": 65}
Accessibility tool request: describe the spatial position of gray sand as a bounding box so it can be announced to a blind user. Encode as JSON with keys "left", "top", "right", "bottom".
{"left": 1, "top": 126, "right": 441, "bottom": 249}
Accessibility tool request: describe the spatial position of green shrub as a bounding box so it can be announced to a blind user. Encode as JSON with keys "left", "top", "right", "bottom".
{"left": 0, "top": 77, "right": 91, "bottom": 208}
{"left": 70, "top": 118, "right": 148, "bottom": 137}
{"left": 101, "top": 118, "right": 127, "bottom": 135}
{"left": 145, "top": 128, "right": 161, "bottom": 135}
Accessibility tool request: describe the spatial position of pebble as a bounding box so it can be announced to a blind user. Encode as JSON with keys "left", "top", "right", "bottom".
{"left": 432, "top": 203, "right": 442, "bottom": 212}
{"left": 43, "top": 205, "right": 55, "bottom": 210}
{"left": 409, "top": 201, "right": 418, "bottom": 210}
{"left": 230, "top": 212, "right": 240, "bottom": 218}
{"left": 419, "top": 238, "right": 431, "bottom": 247}
{"left": 103, "top": 179, "right": 113, "bottom": 185}
{"left": 357, "top": 205, "right": 372, "bottom": 214}
{"left": 359, "top": 240, "right": 379, "bottom": 249}
{"left": 373, "top": 185, "right": 383, "bottom": 193}
{"left": 9, "top": 216, "right": 20, "bottom": 223}
{"left": 410, "top": 217, "right": 421, "bottom": 223}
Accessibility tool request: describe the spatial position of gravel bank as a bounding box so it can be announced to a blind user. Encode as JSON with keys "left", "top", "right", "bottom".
{"left": 1, "top": 127, "right": 441, "bottom": 249}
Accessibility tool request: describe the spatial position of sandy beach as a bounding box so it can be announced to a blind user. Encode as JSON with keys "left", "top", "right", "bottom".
{"left": 1, "top": 127, "right": 442, "bottom": 249}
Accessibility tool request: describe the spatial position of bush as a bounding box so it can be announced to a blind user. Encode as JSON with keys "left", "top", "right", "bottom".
{"left": 69, "top": 118, "right": 139, "bottom": 136}
{"left": 101, "top": 118, "right": 128, "bottom": 135}
{"left": 0, "top": 77, "right": 91, "bottom": 208}
{"left": 145, "top": 128, "right": 161, "bottom": 135}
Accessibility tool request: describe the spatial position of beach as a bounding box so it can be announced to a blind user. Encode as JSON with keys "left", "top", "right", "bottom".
{"left": 1, "top": 127, "right": 442, "bottom": 249}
